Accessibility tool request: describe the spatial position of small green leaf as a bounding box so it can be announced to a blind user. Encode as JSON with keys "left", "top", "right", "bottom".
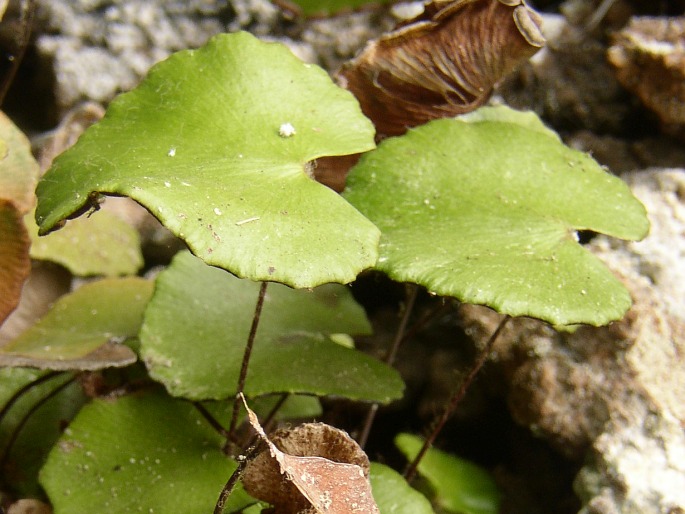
{"left": 140, "top": 251, "right": 404, "bottom": 402}
{"left": 0, "top": 278, "right": 153, "bottom": 370}
{"left": 287, "top": 0, "right": 390, "bottom": 15}
{"left": 396, "top": 433, "right": 500, "bottom": 514}
{"left": 39, "top": 390, "right": 254, "bottom": 514}
{"left": 246, "top": 333, "right": 403, "bottom": 401}
{"left": 35, "top": 31, "right": 378, "bottom": 288}
{"left": 0, "top": 368, "right": 86, "bottom": 497}
{"left": 27, "top": 209, "right": 143, "bottom": 277}
{"left": 370, "top": 462, "right": 435, "bottom": 514}
{"left": 344, "top": 106, "right": 649, "bottom": 326}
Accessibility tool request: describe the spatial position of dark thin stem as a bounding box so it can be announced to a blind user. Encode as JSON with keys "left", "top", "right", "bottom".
{"left": 358, "top": 284, "right": 419, "bottom": 449}
{"left": 0, "top": 0, "right": 35, "bottom": 106}
{"left": 228, "top": 281, "right": 269, "bottom": 438}
{"left": 0, "top": 373, "right": 77, "bottom": 473}
{"left": 401, "top": 300, "right": 454, "bottom": 346}
{"left": 404, "top": 315, "right": 511, "bottom": 482}
{"left": 0, "top": 371, "right": 63, "bottom": 424}
{"left": 213, "top": 445, "right": 258, "bottom": 514}
{"left": 357, "top": 403, "right": 379, "bottom": 450}
{"left": 385, "top": 285, "right": 419, "bottom": 367}
{"left": 193, "top": 402, "right": 231, "bottom": 439}
{"left": 355, "top": 300, "right": 452, "bottom": 448}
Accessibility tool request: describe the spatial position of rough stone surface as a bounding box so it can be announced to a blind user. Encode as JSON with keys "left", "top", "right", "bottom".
{"left": 302, "top": 11, "right": 390, "bottom": 73}
{"left": 32, "top": 0, "right": 397, "bottom": 115}
{"left": 575, "top": 405, "right": 685, "bottom": 514}
{"left": 608, "top": 17, "right": 685, "bottom": 133}
{"left": 34, "top": 0, "right": 232, "bottom": 111}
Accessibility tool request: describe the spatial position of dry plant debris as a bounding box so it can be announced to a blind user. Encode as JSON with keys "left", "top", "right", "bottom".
{"left": 336, "top": 0, "right": 545, "bottom": 136}
{"left": 242, "top": 398, "right": 379, "bottom": 513}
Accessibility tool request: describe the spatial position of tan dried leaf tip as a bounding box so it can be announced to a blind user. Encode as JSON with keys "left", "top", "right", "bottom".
{"left": 337, "top": 0, "right": 545, "bottom": 136}
{"left": 608, "top": 17, "right": 685, "bottom": 128}
{"left": 241, "top": 395, "right": 378, "bottom": 513}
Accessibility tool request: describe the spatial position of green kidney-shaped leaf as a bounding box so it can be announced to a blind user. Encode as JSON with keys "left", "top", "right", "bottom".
{"left": 140, "top": 251, "right": 404, "bottom": 402}
{"left": 40, "top": 390, "right": 254, "bottom": 514}
{"left": 27, "top": 209, "right": 143, "bottom": 276}
{"left": 35, "top": 31, "right": 378, "bottom": 288}
{"left": 0, "top": 277, "right": 153, "bottom": 370}
{"left": 370, "top": 462, "right": 435, "bottom": 514}
{"left": 344, "top": 106, "right": 649, "bottom": 326}
{"left": 396, "top": 433, "right": 500, "bottom": 514}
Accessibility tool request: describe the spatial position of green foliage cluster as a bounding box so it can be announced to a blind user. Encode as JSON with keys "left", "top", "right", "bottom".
{"left": 0, "top": 32, "right": 648, "bottom": 513}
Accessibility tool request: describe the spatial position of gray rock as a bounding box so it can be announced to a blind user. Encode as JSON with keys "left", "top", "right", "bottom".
{"left": 575, "top": 405, "right": 685, "bottom": 514}
{"left": 302, "top": 12, "right": 390, "bottom": 72}
{"left": 35, "top": 0, "right": 231, "bottom": 111}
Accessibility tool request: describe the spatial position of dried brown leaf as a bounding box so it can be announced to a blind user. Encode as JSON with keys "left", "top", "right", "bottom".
{"left": 337, "top": 0, "right": 544, "bottom": 136}
{"left": 242, "top": 397, "right": 378, "bottom": 514}
{"left": 0, "top": 199, "right": 31, "bottom": 324}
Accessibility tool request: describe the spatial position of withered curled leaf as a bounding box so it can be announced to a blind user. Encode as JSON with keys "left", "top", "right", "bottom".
{"left": 337, "top": 0, "right": 545, "bottom": 136}
{"left": 241, "top": 396, "right": 378, "bottom": 513}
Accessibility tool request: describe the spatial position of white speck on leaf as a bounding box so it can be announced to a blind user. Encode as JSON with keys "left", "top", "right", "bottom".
{"left": 167, "top": 147, "right": 176, "bottom": 157}
{"left": 164, "top": 181, "right": 171, "bottom": 188}
{"left": 279, "top": 122, "right": 296, "bottom": 138}
{"left": 236, "top": 216, "right": 260, "bottom": 226}
{"left": 214, "top": 207, "right": 222, "bottom": 216}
